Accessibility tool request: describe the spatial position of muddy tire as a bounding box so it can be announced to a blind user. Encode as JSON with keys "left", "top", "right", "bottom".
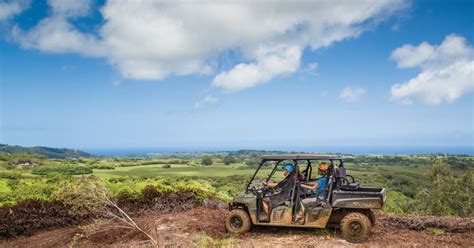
{"left": 340, "top": 212, "right": 372, "bottom": 243}
{"left": 225, "top": 209, "right": 252, "bottom": 234}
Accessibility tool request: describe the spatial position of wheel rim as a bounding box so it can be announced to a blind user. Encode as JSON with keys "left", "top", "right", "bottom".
{"left": 230, "top": 216, "right": 243, "bottom": 229}
{"left": 348, "top": 221, "right": 363, "bottom": 235}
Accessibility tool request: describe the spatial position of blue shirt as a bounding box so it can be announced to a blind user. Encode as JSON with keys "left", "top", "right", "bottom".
{"left": 315, "top": 177, "right": 329, "bottom": 198}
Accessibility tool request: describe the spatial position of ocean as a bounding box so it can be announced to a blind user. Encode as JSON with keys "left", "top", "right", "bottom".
{"left": 84, "top": 146, "right": 474, "bottom": 156}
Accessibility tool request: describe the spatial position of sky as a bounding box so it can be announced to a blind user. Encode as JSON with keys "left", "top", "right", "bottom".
{"left": 0, "top": 0, "right": 473, "bottom": 153}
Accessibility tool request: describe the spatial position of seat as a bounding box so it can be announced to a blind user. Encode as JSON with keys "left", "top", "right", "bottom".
{"left": 336, "top": 167, "right": 358, "bottom": 190}
{"left": 340, "top": 182, "right": 360, "bottom": 191}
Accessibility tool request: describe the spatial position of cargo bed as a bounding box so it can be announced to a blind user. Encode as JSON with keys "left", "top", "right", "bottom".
{"left": 331, "top": 188, "right": 386, "bottom": 209}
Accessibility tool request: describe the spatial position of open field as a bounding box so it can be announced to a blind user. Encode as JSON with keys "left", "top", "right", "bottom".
{"left": 93, "top": 163, "right": 268, "bottom": 178}
{"left": 0, "top": 151, "right": 472, "bottom": 214}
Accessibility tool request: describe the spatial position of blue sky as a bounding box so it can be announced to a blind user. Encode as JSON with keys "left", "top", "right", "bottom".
{"left": 0, "top": 0, "right": 473, "bottom": 152}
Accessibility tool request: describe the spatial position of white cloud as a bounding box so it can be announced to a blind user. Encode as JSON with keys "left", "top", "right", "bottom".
{"left": 339, "top": 87, "right": 366, "bottom": 102}
{"left": 0, "top": 0, "right": 28, "bottom": 21}
{"left": 391, "top": 60, "right": 474, "bottom": 105}
{"left": 306, "top": 62, "right": 318, "bottom": 72}
{"left": 12, "top": 16, "right": 104, "bottom": 56}
{"left": 391, "top": 42, "right": 436, "bottom": 68}
{"left": 48, "top": 0, "right": 91, "bottom": 17}
{"left": 194, "top": 95, "right": 218, "bottom": 109}
{"left": 212, "top": 45, "right": 301, "bottom": 91}
{"left": 390, "top": 34, "right": 474, "bottom": 105}
{"left": 11, "top": 1, "right": 406, "bottom": 91}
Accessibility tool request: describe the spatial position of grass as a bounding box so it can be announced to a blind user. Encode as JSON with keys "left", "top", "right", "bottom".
{"left": 197, "top": 233, "right": 233, "bottom": 247}
{"left": 92, "top": 162, "right": 430, "bottom": 190}
{"left": 0, "top": 180, "right": 10, "bottom": 193}
{"left": 427, "top": 227, "right": 445, "bottom": 236}
{"left": 93, "top": 163, "right": 273, "bottom": 178}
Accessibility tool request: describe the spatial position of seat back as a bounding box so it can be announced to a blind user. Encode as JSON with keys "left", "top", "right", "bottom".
{"left": 325, "top": 177, "right": 335, "bottom": 202}
{"left": 335, "top": 167, "right": 346, "bottom": 188}
{"left": 336, "top": 167, "right": 347, "bottom": 177}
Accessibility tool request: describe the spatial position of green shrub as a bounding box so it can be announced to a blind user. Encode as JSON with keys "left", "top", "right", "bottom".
{"left": 383, "top": 190, "right": 414, "bottom": 214}
{"left": 54, "top": 176, "right": 109, "bottom": 213}
{"left": 201, "top": 156, "right": 213, "bottom": 166}
{"left": 223, "top": 155, "right": 237, "bottom": 165}
{"left": 427, "top": 227, "right": 445, "bottom": 236}
{"left": 87, "top": 164, "right": 115, "bottom": 170}
{"left": 31, "top": 165, "right": 93, "bottom": 175}
{"left": 0, "top": 171, "right": 22, "bottom": 179}
{"left": 415, "top": 159, "right": 473, "bottom": 216}
{"left": 0, "top": 178, "right": 61, "bottom": 206}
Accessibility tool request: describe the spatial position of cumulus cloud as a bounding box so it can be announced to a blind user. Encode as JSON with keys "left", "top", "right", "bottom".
{"left": 339, "top": 87, "right": 366, "bottom": 102}
{"left": 194, "top": 95, "right": 218, "bottom": 109}
{"left": 390, "top": 34, "right": 474, "bottom": 105}
{"left": 0, "top": 0, "right": 29, "bottom": 21}
{"left": 12, "top": 16, "right": 104, "bottom": 56}
{"left": 48, "top": 0, "right": 92, "bottom": 17}
{"left": 11, "top": 0, "right": 103, "bottom": 56}
{"left": 11, "top": 0, "right": 406, "bottom": 91}
{"left": 213, "top": 45, "right": 301, "bottom": 91}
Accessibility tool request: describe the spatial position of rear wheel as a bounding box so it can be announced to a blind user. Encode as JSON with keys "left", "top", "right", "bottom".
{"left": 225, "top": 209, "right": 252, "bottom": 234}
{"left": 340, "top": 212, "right": 372, "bottom": 243}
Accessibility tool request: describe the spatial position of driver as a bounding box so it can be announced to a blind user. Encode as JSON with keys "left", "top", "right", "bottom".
{"left": 260, "top": 163, "right": 295, "bottom": 219}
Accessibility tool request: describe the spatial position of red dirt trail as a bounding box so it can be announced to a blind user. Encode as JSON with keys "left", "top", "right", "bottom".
{"left": 1, "top": 208, "right": 473, "bottom": 247}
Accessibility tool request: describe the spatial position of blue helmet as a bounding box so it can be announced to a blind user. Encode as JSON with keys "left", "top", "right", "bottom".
{"left": 282, "top": 163, "right": 294, "bottom": 172}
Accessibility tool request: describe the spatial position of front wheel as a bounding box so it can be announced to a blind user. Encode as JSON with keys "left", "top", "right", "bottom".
{"left": 340, "top": 212, "right": 372, "bottom": 243}
{"left": 225, "top": 209, "right": 252, "bottom": 234}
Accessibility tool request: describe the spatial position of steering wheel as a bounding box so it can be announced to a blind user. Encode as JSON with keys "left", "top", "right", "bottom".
{"left": 250, "top": 185, "right": 269, "bottom": 198}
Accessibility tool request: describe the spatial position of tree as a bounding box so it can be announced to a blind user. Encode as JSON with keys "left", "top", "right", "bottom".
{"left": 416, "top": 158, "right": 474, "bottom": 216}
{"left": 245, "top": 158, "right": 260, "bottom": 168}
{"left": 223, "top": 155, "right": 236, "bottom": 165}
{"left": 201, "top": 156, "right": 213, "bottom": 166}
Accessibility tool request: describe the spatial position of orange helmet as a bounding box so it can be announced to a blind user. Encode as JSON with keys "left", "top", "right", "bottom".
{"left": 318, "top": 162, "right": 329, "bottom": 171}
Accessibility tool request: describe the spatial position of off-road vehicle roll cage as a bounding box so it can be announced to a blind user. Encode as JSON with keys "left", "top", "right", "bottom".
{"left": 245, "top": 154, "right": 345, "bottom": 193}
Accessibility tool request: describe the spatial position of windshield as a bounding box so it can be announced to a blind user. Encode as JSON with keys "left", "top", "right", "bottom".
{"left": 247, "top": 159, "right": 294, "bottom": 189}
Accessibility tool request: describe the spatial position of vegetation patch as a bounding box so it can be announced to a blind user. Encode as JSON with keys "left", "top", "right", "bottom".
{"left": 427, "top": 227, "right": 445, "bottom": 236}
{"left": 380, "top": 215, "right": 472, "bottom": 233}
{"left": 31, "top": 165, "right": 93, "bottom": 175}
{"left": 0, "top": 199, "right": 96, "bottom": 237}
{"left": 0, "top": 176, "right": 224, "bottom": 238}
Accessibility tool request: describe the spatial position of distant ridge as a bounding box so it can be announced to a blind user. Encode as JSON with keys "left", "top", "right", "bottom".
{"left": 0, "top": 144, "right": 92, "bottom": 158}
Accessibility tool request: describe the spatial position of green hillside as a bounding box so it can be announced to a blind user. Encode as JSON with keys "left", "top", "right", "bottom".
{"left": 0, "top": 144, "right": 92, "bottom": 158}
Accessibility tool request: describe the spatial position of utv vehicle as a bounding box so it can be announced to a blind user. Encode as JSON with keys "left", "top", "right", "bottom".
{"left": 225, "top": 154, "right": 386, "bottom": 243}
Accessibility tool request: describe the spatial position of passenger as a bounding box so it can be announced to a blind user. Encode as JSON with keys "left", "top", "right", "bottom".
{"left": 295, "top": 162, "right": 329, "bottom": 222}
{"left": 301, "top": 162, "right": 329, "bottom": 201}
{"left": 261, "top": 163, "right": 294, "bottom": 219}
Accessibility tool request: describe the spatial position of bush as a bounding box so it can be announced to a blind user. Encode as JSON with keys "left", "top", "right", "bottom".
{"left": 383, "top": 190, "right": 414, "bottom": 214}
{"left": 201, "top": 156, "right": 213, "bottom": 166}
{"left": 87, "top": 164, "right": 115, "bottom": 170}
{"left": 223, "top": 155, "right": 237, "bottom": 165}
{"left": 415, "top": 159, "right": 474, "bottom": 216}
{"left": 0, "top": 171, "right": 22, "bottom": 179}
{"left": 32, "top": 165, "right": 93, "bottom": 175}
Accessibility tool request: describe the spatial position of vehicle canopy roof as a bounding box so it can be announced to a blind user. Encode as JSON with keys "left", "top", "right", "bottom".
{"left": 260, "top": 154, "right": 342, "bottom": 160}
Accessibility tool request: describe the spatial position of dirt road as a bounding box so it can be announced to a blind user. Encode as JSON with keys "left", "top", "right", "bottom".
{"left": 1, "top": 208, "right": 473, "bottom": 247}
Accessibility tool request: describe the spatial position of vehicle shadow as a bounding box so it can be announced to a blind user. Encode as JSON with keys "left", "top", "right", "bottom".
{"left": 249, "top": 225, "right": 339, "bottom": 236}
